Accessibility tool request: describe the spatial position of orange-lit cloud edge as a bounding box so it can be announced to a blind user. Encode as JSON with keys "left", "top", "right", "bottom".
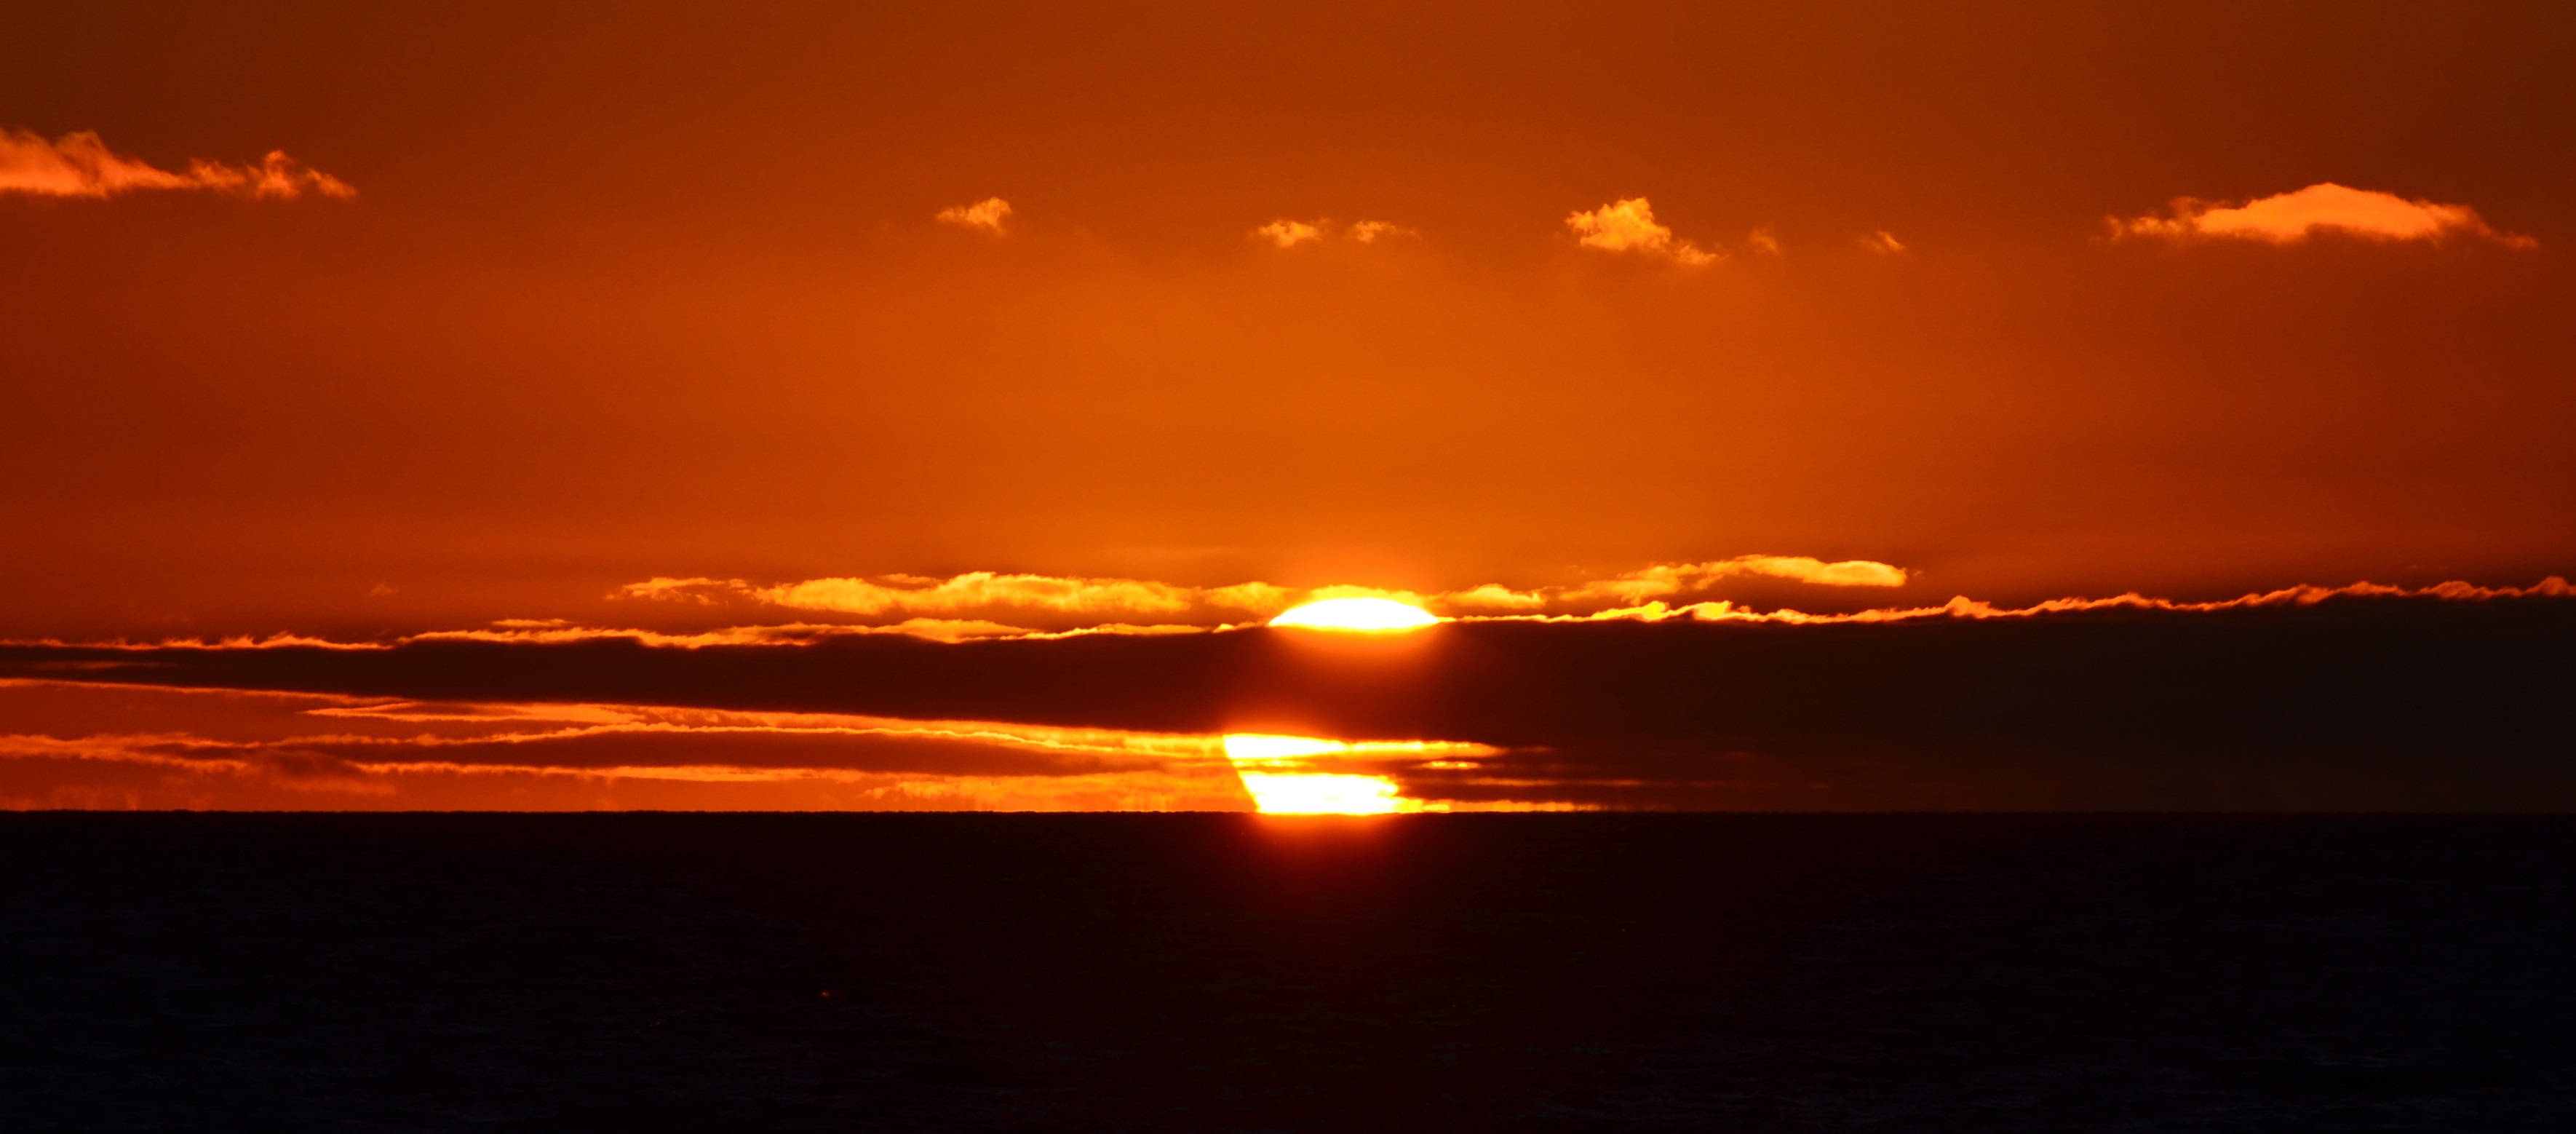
{"left": 12, "top": 573, "right": 2567, "bottom": 653}
{"left": 0, "top": 128, "right": 352, "bottom": 199}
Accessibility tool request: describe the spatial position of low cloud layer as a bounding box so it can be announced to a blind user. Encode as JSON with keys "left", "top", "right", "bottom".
{"left": 1567, "top": 197, "right": 1717, "bottom": 264}
{"left": 2112, "top": 183, "right": 2533, "bottom": 247}
{"left": 0, "top": 129, "right": 353, "bottom": 199}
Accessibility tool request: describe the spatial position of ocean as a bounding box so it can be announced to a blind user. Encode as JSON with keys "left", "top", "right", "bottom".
{"left": 4, "top": 813, "right": 2569, "bottom": 1131}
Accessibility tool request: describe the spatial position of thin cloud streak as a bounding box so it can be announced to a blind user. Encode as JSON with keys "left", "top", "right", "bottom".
{"left": 0, "top": 128, "right": 353, "bottom": 199}
{"left": 2112, "top": 183, "right": 2534, "bottom": 247}
{"left": 0, "top": 680, "right": 1256, "bottom": 811}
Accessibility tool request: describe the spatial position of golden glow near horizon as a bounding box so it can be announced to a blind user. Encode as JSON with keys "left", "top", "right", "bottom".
{"left": 1268, "top": 597, "right": 1442, "bottom": 632}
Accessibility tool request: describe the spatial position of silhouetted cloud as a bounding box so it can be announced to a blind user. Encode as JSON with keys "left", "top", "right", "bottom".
{"left": 0, "top": 128, "right": 353, "bottom": 199}
{"left": 1567, "top": 197, "right": 1717, "bottom": 264}
{"left": 935, "top": 196, "right": 1011, "bottom": 233}
{"left": 2112, "top": 183, "right": 2534, "bottom": 247}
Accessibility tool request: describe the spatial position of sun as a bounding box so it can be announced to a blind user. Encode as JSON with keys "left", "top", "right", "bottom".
{"left": 1268, "top": 596, "right": 1442, "bottom": 631}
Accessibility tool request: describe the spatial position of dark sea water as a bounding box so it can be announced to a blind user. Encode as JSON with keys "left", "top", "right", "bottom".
{"left": 2, "top": 814, "right": 2569, "bottom": 1132}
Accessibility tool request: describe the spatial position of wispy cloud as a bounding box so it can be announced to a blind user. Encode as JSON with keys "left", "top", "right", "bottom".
{"left": 0, "top": 128, "right": 353, "bottom": 199}
{"left": 935, "top": 196, "right": 1011, "bottom": 234}
{"left": 2111, "top": 183, "right": 2534, "bottom": 247}
{"left": 1567, "top": 197, "right": 1717, "bottom": 265}
{"left": 1856, "top": 230, "right": 1905, "bottom": 254}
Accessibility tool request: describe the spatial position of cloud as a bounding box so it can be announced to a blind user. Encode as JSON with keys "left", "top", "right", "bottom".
{"left": 1746, "top": 226, "right": 1781, "bottom": 255}
{"left": 1253, "top": 218, "right": 1412, "bottom": 247}
{"left": 763, "top": 571, "right": 1201, "bottom": 617}
{"left": 935, "top": 196, "right": 1011, "bottom": 233}
{"left": 1567, "top": 197, "right": 1717, "bottom": 265}
{"left": 1551, "top": 556, "right": 1909, "bottom": 607}
{"left": 1255, "top": 219, "right": 1322, "bottom": 247}
{"left": 0, "top": 679, "right": 1255, "bottom": 812}
{"left": 605, "top": 559, "right": 1915, "bottom": 636}
{"left": 0, "top": 128, "right": 354, "bottom": 199}
{"left": 1856, "top": 230, "right": 1904, "bottom": 254}
{"left": 2111, "top": 183, "right": 2534, "bottom": 247}
{"left": 8, "top": 579, "right": 2571, "bottom": 812}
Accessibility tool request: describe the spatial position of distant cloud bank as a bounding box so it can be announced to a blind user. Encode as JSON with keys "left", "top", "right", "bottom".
{"left": 610, "top": 555, "right": 1912, "bottom": 635}
{"left": 0, "top": 128, "right": 352, "bottom": 199}
{"left": 2112, "top": 183, "right": 2533, "bottom": 247}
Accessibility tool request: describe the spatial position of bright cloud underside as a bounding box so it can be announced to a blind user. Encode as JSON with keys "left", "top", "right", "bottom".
{"left": 2114, "top": 182, "right": 2532, "bottom": 247}
{"left": 0, "top": 129, "right": 352, "bottom": 199}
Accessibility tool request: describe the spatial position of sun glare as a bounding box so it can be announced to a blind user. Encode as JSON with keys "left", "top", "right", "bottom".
{"left": 1221, "top": 732, "right": 1445, "bottom": 814}
{"left": 1235, "top": 772, "right": 1407, "bottom": 814}
{"left": 1268, "top": 597, "right": 1442, "bottom": 631}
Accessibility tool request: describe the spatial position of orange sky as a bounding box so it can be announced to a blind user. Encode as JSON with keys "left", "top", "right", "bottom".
{"left": 3, "top": 4, "right": 2572, "bottom": 810}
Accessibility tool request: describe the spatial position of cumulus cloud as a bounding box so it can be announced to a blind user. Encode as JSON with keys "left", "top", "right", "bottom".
{"left": 936, "top": 196, "right": 1011, "bottom": 233}
{"left": 1255, "top": 219, "right": 1323, "bottom": 247}
{"left": 1254, "top": 218, "right": 1412, "bottom": 247}
{"left": 1567, "top": 197, "right": 1718, "bottom": 265}
{"left": 2112, "top": 183, "right": 2533, "bottom": 247}
{"left": 0, "top": 128, "right": 354, "bottom": 199}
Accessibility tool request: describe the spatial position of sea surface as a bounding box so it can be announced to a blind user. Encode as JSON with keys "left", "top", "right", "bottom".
{"left": 3, "top": 814, "right": 2569, "bottom": 1131}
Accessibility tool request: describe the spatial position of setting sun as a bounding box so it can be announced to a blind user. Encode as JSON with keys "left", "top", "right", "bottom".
{"left": 1268, "top": 597, "right": 1442, "bottom": 632}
